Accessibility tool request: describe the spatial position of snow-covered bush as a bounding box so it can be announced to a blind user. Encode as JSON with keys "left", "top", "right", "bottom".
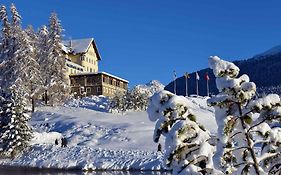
{"left": 148, "top": 90, "right": 218, "bottom": 175}
{"left": 109, "top": 90, "right": 128, "bottom": 113}
{"left": 208, "top": 56, "right": 281, "bottom": 175}
{"left": 110, "top": 88, "right": 150, "bottom": 113}
{"left": 129, "top": 86, "right": 149, "bottom": 111}
{"left": 110, "top": 80, "right": 164, "bottom": 113}
{"left": 0, "top": 89, "right": 33, "bottom": 158}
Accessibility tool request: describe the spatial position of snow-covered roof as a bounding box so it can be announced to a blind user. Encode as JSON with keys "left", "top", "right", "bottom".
{"left": 70, "top": 71, "right": 129, "bottom": 83}
{"left": 65, "top": 60, "right": 84, "bottom": 69}
{"left": 100, "top": 72, "right": 129, "bottom": 83}
{"left": 62, "top": 38, "right": 101, "bottom": 60}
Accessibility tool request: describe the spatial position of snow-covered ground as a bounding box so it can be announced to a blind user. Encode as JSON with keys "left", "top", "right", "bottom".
{"left": 0, "top": 96, "right": 217, "bottom": 171}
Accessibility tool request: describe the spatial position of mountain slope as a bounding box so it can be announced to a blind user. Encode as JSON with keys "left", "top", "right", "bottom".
{"left": 165, "top": 47, "right": 281, "bottom": 96}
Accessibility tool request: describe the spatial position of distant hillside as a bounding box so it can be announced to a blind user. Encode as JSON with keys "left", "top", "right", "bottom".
{"left": 165, "top": 46, "right": 281, "bottom": 96}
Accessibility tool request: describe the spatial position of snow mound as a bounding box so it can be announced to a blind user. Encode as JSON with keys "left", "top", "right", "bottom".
{"left": 30, "top": 132, "right": 62, "bottom": 145}
{"left": 65, "top": 95, "right": 110, "bottom": 112}
{"left": 0, "top": 144, "right": 164, "bottom": 171}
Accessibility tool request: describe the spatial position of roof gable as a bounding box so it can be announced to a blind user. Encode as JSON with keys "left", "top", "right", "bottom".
{"left": 63, "top": 38, "right": 101, "bottom": 60}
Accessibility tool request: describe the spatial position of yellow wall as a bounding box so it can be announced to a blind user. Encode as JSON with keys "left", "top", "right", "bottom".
{"left": 67, "top": 43, "right": 99, "bottom": 73}
{"left": 81, "top": 45, "right": 99, "bottom": 73}
{"left": 68, "top": 54, "right": 81, "bottom": 66}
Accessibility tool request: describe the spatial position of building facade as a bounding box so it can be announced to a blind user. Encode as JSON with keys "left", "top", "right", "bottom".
{"left": 62, "top": 38, "right": 101, "bottom": 76}
{"left": 62, "top": 37, "right": 128, "bottom": 97}
{"left": 70, "top": 72, "right": 128, "bottom": 97}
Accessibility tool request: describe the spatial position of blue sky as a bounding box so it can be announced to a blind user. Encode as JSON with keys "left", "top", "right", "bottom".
{"left": 1, "top": 0, "right": 281, "bottom": 87}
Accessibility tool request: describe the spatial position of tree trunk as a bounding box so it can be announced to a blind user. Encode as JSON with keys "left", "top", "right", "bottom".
{"left": 237, "top": 103, "right": 260, "bottom": 175}
{"left": 31, "top": 97, "right": 35, "bottom": 113}
{"left": 44, "top": 90, "right": 48, "bottom": 105}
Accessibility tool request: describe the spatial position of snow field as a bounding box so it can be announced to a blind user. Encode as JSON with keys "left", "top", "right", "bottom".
{"left": 0, "top": 96, "right": 217, "bottom": 171}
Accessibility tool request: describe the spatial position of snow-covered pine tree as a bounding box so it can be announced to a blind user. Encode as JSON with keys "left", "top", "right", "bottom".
{"left": 37, "top": 25, "right": 51, "bottom": 104}
{"left": 0, "top": 5, "right": 12, "bottom": 62}
{"left": 0, "top": 4, "right": 42, "bottom": 111}
{"left": 44, "top": 12, "right": 70, "bottom": 105}
{"left": 0, "top": 88, "right": 33, "bottom": 158}
{"left": 24, "top": 24, "right": 42, "bottom": 112}
{"left": 207, "top": 56, "right": 281, "bottom": 175}
{"left": 148, "top": 90, "right": 218, "bottom": 175}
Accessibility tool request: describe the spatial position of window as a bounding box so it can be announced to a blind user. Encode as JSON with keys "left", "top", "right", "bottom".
{"left": 110, "top": 79, "right": 113, "bottom": 85}
{"left": 80, "top": 87, "right": 85, "bottom": 94}
{"left": 97, "top": 87, "right": 101, "bottom": 93}
{"left": 123, "top": 83, "right": 127, "bottom": 89}
{"left": 86, "top": 87, "right": 91, "bottom": 93}
{"left": 90, "top": 68, "right": 92, "bottom": 72}
{"left": 80, "top": 55, "right": 85, "bottom": 61}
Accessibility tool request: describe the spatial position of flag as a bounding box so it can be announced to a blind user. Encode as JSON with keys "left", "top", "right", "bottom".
{"left": 196, "top": 72, "right": 200, "bottom": 80}
{"left": 205, "top": 72, "right": 210, "bottom": 81}
{"left": 184, "top": 72, "right": 190, "bottom": 79}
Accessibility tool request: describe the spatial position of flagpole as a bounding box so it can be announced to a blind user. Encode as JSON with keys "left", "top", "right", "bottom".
{"left": 205, "top": 72, "right": 210, "bottom": 97}
{"left": 196, "top": 79, "right": 198, "bottom": 96}
{"left": 173, "top": 70, "right": 176, "bottom": 95}
{"left": 196, "top": 72, "right": 199, "bottom": 96}
{"left": 206, "top": 79, "right": 209, "bottom": 97}
{"left": 184, "top": 72, "right": 189, "bottom": 97}
{"left": 185, "top": 76, "right": 188, "bottom": 97}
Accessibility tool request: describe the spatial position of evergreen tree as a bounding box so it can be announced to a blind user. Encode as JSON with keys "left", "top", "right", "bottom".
{"left": 0, "top": 4, "right": 41, "bottom": 111}
{"left": 0, "top": 5, "right": 12, "bottom": 62}
{"left": 43, "top": 12, "right": 70, "bottom": 105}
{"left": 148, "top": 90, "right": 218, "bottom": 175}
{"left": 0, "top": 88, "right": 33, "bottom": 158}
{"left": 24, "top": 25, "right": 42, "bottom": 112}
{"left": 37, "top": 25, "right": 51, "bottom": 104}
{"left": 208, "top": 56, "right": 281, "bottom": 175}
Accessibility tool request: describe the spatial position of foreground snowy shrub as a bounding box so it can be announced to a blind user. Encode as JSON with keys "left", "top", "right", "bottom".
{"left": 208, "top": 56, "right": 281, "bottom": 175}
{"left": 148, "top": 90, "right": 218, "bottom": 175}
{"left": 0, "top": 89, "right": 33, "bottom": 158}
